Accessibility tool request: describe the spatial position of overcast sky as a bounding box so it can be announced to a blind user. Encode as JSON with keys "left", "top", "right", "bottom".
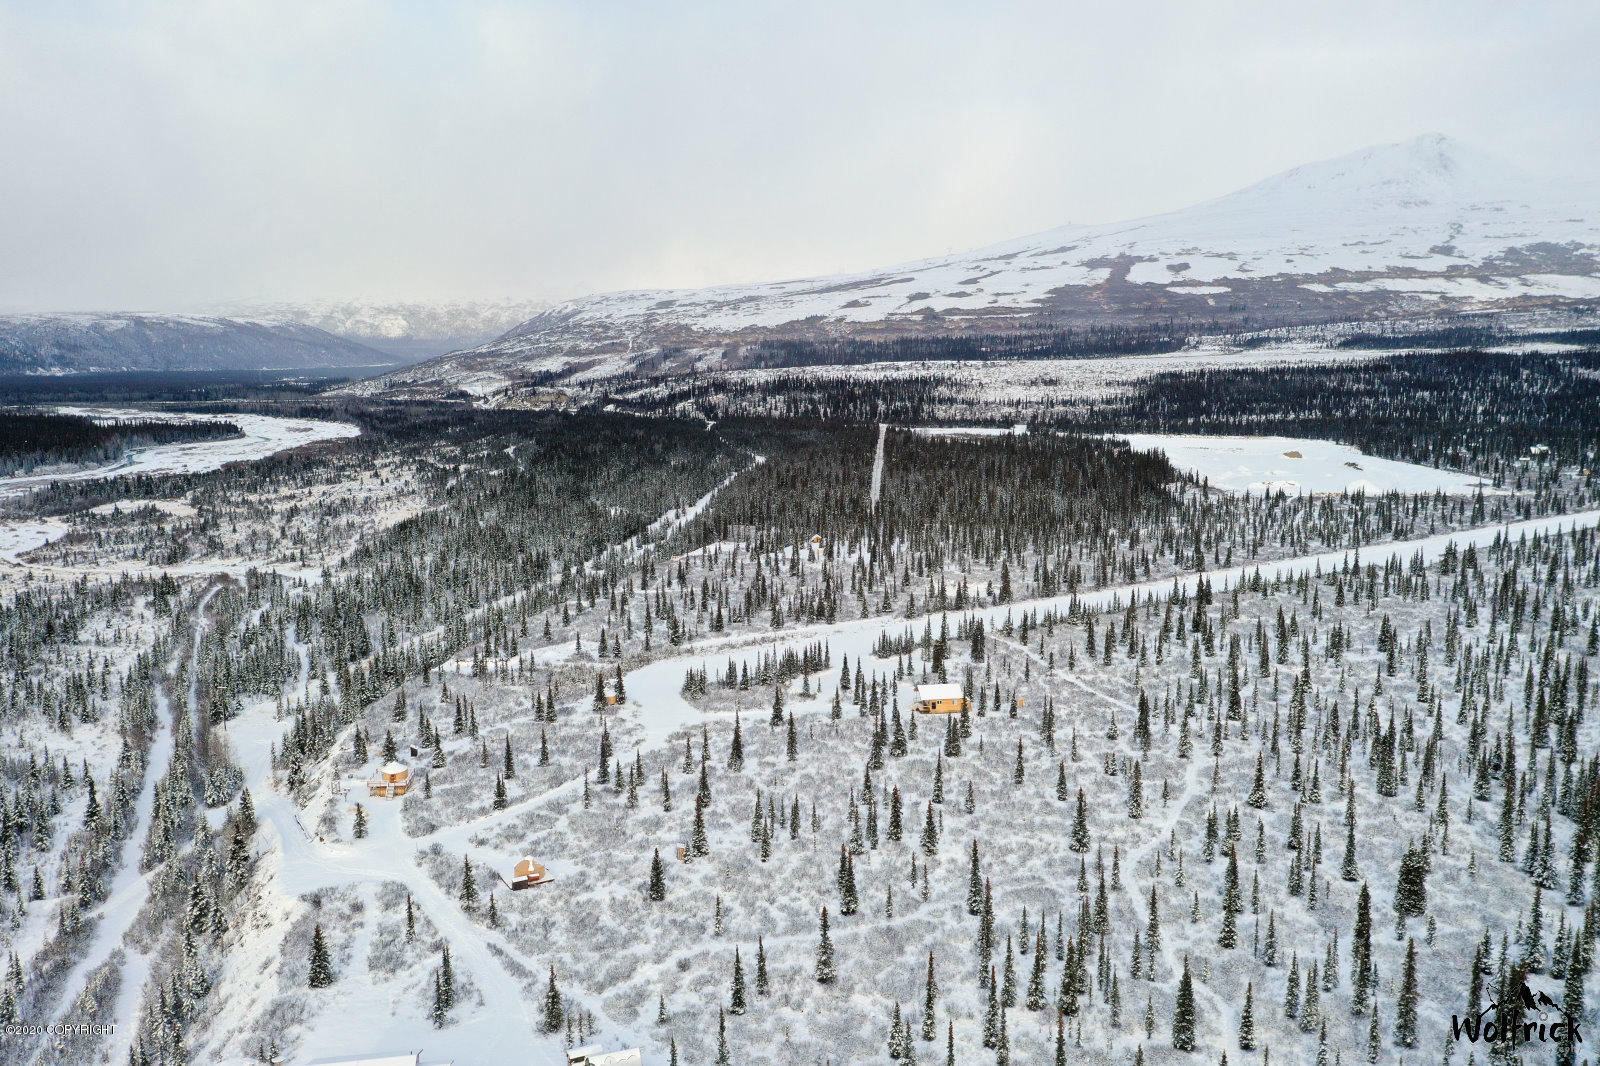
{"left": 1, "top": 0, "right": 1595, "bottom": 312}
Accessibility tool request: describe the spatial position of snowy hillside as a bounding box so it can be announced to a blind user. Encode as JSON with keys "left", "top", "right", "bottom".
{"left": 364, "top": 134, "right": 1600, "bottom": 394}
{"left": 0, "top": 313, "right": 391, "bottom": 374}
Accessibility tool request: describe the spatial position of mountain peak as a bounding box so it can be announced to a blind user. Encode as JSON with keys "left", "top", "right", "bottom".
{"left": 1213, "top": 133, "right": 1535, "bottom": 211}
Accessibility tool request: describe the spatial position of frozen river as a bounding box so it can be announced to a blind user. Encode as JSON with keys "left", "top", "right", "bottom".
{"left": 0, "top": 407, "right": 359, "bottom": 563}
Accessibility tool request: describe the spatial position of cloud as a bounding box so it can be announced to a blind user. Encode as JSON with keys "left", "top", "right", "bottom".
{"left": 0, "top": 0, "right": 1595, "bottom": 311}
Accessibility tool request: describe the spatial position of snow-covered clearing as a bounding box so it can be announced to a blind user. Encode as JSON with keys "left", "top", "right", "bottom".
{"left": 1112, "top": 431, "right": 1497, "bottom": 496}
{"left": 0, "top": 518, "right": 69, "bottom": 563}
{"left": 906, "top": 425, "right": 1028, "bottom": 437}
{"left": 87, "top": 498, "right": 198, "bottom": 518}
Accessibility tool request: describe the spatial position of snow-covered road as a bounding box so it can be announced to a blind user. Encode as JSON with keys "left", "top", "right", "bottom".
{"left": 869, "top": 422, "right": 887, "bottom": 508}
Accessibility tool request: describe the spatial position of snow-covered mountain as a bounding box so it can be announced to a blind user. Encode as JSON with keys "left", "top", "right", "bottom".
{"left": 365, "top": 134, "right": 1600, "bottom": 395}
{"left": 0, "top": 313, "right": 393, "bottom": 375}
{"left": 216, "top": 298, "right": 558, "bottom": 361}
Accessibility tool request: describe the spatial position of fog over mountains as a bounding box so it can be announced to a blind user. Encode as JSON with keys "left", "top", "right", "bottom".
{"left": 7, "top": 135, "right": 1598, "bottom": 382}
{"left": 365, "top": 134, "right": 1600, "bottom": 393}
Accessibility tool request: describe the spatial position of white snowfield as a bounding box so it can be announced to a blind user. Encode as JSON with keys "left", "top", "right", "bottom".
{"left": 0, "top": 518, "right": 68, "bottom": 564}
{"left": 1112, "top": 432, "right": 1497, "bottom": 496}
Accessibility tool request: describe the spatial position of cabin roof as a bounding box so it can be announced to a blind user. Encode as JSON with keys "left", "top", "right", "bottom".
{"left": 915, "top": 683, "right": 965, "bottom": 701}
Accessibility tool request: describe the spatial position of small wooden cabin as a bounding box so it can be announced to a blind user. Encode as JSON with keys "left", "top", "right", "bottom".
{"left": 912, "top": 683, "right": 968, "bottom": 715}
{"left": 368, "top": 761, "right": 411, "bottom": 798}
{"left": 511, "top": 855, "right": 549, "bottom": 889}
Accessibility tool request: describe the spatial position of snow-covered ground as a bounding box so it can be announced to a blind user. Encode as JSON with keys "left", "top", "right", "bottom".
{"left": 1112, "top": 432, "right": 1496, "bottom": 496}
{"left": 0, "top": 518, "right": 69, "bottom": 563}
{"left": 326, "top": 502, "right": 1600, "bottom": 1066}
{"left": 599, "top": 506, "right": 1599, "bottom": 754}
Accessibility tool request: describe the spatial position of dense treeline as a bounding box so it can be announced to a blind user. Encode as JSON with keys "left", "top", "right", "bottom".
{"left": 1066, "top": 349, "right": 1600, "bottom": 470}
{"left": 696, "top": 423, "right": 1175, "bottom": 563}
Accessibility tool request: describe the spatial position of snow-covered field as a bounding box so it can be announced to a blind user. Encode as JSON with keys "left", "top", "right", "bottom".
{"left": 1113, "top": 432, "right": 1496, "bottom": 495}
{"left": 0, "top": 517, "right": 70, "bottom": 563}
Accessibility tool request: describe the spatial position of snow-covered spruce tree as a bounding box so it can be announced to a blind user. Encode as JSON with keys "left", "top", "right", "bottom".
{"left": 715, "top": 1007, "right": 732, "bottom": 1066}
{"left": 1070, "top": 789, "right": 1090, "bottom": 852}
{"left": 1172, "top": 956, "right": 1197, "bottom": 1051}
{"left": 307, "top": 924, "right": 334, "bottom": 988}
{"left": 728, "top": 947, "right": 747, "bottom": 1015}
{"left": 814, "top": 907, "right": 836, "bottom": 984}
{"left": 458, "top": 854, "right": 478, "bottom": 912}
{"left": 541, "top": 965, "right": 564, "bottom": 1032}
{"left": 439, "top": 943, "right": 455, "bottom": 1009}
{"left": 352, "top": 803, "right": 367, "bottom": 839}
{"left": 648, "top": 848, "right": 667, "bottom": 901}
{"left": 1393, "top": 841, "right": 1428, "bottom": 919}
{"left": 1394, "top": 938, "right": 1419, "bottom": 1047}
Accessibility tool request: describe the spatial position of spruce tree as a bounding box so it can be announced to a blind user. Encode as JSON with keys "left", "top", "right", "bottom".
{"left": 541, "top": 965, "right": 564, "bottom": 1032}
{"left": 1395, "top": 938, "right": 1419, "bottom": 1047}
{"left": 648, "top": 848, "right": 667, "bottom": 901}
{"left": 459, "top": 854, "right": 478, "bottom": 912}
{"left": 1172, "top": 956, "right": 1197, "bottom": 1051}
{"left": 815, "top": 907, "right": 836, "bottom": 984}
{"left": 729, "top": 947, "right": 747, "bottom": 1014}
{"left": 307, "top": 924, "right": 334, "bottom": 988}
{"left": 439, "top": 944, "right": 455, "bottom": 1009}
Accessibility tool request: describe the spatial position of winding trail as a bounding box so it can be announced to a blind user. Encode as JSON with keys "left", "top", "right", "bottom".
{"left": 50, "top": 584, "right": 224, "bottom": 1048}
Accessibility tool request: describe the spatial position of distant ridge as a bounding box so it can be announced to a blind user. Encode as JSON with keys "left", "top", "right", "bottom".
{"left": 361, "top": 134, "right": 1600, "bottom": 396}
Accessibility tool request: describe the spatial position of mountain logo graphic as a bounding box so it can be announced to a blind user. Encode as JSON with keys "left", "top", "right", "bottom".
{"left": 1450, "top": 982, "right": 1580, "bottom": 1046}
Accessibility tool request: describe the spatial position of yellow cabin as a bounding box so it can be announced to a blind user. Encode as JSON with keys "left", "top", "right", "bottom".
{"left": 912, "top": 683, "right": 968, "bottom": 714}
{"left": 368, "top": 761, "right": 411, "bottom": 798}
